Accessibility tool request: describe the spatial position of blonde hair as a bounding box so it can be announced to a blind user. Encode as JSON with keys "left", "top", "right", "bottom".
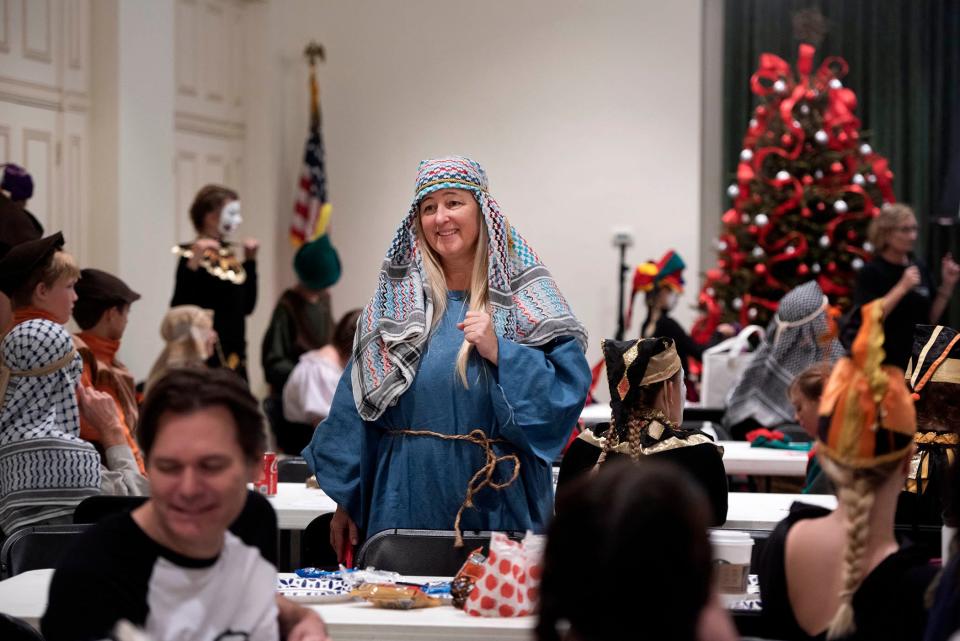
{"left": 867, "top": 203, "right": 915, "bottom": 254}
{"left": 11, "top": 250, "right": 81, "bottom": 307}
{"left": 818, "top": 454, "right": 905, "bottom": 639}
{"left": 145, "top": 305, "right": 215, "bottom": 392}
{"left": 414, "top": 205, "right": 492, "bottom": 387}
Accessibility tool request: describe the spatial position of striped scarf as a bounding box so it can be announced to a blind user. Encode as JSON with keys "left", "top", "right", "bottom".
{"left": 352, "top": 156, "right": 587, "bottom": 420}
{"left": 0, "top": 319, "right": 101, "bottom": 534}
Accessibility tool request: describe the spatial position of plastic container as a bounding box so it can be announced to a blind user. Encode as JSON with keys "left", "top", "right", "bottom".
{"left": 710, "top": 530, "right": 754, "bottom": 595}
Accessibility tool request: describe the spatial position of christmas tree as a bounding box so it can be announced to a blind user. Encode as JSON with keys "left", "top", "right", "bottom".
{"left": 693, "top": 44, "right": 896, "bottom": 340}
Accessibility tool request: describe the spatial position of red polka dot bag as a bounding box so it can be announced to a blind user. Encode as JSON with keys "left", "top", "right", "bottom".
{"left": 465, "top": 532, "right": 544, "bottom": 617}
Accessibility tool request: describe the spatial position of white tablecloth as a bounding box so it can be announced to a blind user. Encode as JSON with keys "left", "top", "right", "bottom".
{"left": 718, "top": 441, "right": 809, "bottom": 477}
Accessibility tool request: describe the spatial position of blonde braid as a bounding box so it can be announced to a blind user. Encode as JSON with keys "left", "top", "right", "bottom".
{"left": 627, "top": 414, "right": 644, "bottom": 461}
{"left": 827, "top": 473, "right": 875, "bottom": 639}
{"left": 594, "top": 419, "right": 620, "bottom": 468}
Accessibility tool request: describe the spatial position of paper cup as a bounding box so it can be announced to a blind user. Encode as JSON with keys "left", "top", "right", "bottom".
{"left": 710, "top": 530, "right": 754, "bottom": 595}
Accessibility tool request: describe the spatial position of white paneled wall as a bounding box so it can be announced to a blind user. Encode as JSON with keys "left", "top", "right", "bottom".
{"left": 0, "top": 0, "right": 90, "bottom": 263}
{"left": 173, "top": 0, "right": 245, "bottom": 243}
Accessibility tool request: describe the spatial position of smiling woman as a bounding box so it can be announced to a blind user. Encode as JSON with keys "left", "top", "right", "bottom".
{"left": 302, "top": 156, "right": 592, "bottom": 560}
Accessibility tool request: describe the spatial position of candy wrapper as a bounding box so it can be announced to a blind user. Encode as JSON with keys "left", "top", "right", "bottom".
{"left": 465, "top": 532, "right": 544, "bottom": 617}
{"left": 351, "top": 583, "right": 444, "bottom": 610}
{"left": 451, "top": 547, "right": 486, "bottom": 609}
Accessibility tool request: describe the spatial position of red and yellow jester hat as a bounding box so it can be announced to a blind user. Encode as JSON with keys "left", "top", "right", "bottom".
{"left": 625, "top": 250, "right": 686, "bottom": 326}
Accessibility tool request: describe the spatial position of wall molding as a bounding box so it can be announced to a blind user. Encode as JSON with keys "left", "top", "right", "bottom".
{"left": 0, "top": 75, "right": 89, "bottom": 112}
{"left": 174, "top": 110, "right": 245, "bottom": 139}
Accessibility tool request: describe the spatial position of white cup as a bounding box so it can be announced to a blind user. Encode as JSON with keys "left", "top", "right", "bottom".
{"left": 710, "top": 530, "right": 754, "bottom": 595}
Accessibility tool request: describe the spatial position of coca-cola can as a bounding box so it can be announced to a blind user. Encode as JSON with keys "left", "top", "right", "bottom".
{"left": 255, "top": 451, "right": 278, "bottom": 496}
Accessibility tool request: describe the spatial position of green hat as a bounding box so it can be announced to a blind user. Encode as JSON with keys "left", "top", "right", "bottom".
{"left": 293, "top": 234, "right": 341, "bottom": 290}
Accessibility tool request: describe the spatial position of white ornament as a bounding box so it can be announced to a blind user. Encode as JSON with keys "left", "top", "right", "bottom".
{"left": 716, "top": 240, "right": 728, "bottom": 251}
{"left": 776, "top": 170, "right": 791, "bottom": 181}
{"left": 863, "top": 241, "right": 874, "bottom": 252}
{"left": 792, "top": 120, "right": 802, "bottom": 129}
{"left": 852, "top": 258, "right": 865, "bottom": 270}
{"left": 740, "top": 149, "right": 754, "bottom": 162}
{"left": 859, "top": 143, "right": 873, "bottom": 155}
{"left": 727, "top": 184, "right": 740, "bottom": 199}
{"left": 829, "top": 78, "right": 842, "bottom": 89}
{"left": 749, "top": 118, "right": 758, "bottom": 129}
{"left": 812, "top": 263, "right": 822, "bottom": 274}
{"left": 814, "top": 130, "right": 829, "bottom": 144}
{"left": 852, "top": 174, "right": 865, "bottom": 186}
{"left": 705, "top": 287, "right": 715, "bottom": 297}
{"left": 773, "top": 79, "right": 787, "bottom": 93}
{"left": 834, "top": 200, "right": 849, "bottom": 214}
{"left": 819, "top": 235, "right": 831, "bottom": 248}
{"left": 752, "top": 247, "right": 765, "bottom": 258}
{"left": 748, "top": 308, "right": 758, "bottom": 320}
{"left": 741, "top": 213, "right": 751, "bottom": 224}
{"left": 785, "top": 245, "right": 796, "bottom": 255}
{"left": 732, "top": 298, "right": 743, "bottom": 310}
{"left": 800, "top": 104, "right": 811, "bottom": 115}
{"left": 814, "top": 169, "right": 824, "bottom": 180}
{"left": 867, "top": 174, "right": 877, "bottom": 184}
{"left": 755, "top": 213, "right": 770, "bottom": 226}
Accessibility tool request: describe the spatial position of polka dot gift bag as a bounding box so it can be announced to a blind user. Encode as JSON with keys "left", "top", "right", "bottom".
{"left": 465, "top": 532, "right": 544, "bottom": 617}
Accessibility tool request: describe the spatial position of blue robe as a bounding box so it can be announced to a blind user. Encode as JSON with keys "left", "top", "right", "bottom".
{"left": 302, "top": 291, "right": 591, "bottom": 538}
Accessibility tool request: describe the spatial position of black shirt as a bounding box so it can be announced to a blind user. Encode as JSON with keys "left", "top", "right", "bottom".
{"left": 850, "top": 257, "right": 934, "bottom": 369}
{"left": 171, "top": 251, "right": 257, "bottom": 379}
{"left": 758, "top": 503, "right": 936, "bottom": 641}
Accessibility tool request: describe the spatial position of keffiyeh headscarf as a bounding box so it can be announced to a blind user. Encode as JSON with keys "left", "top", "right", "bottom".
{"left": 352, "top": 156, "right": 587, "bottom": 420}
{"left": 724, "top": 281, "right": 844, "bottom": 429}
{"left": 0, "top": 319, "right": 101, "bottom": 533}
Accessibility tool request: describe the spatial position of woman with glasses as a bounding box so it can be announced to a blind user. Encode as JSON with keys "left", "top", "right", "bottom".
{"left": 850, "top": 203, "right": 959, "bottom": 370}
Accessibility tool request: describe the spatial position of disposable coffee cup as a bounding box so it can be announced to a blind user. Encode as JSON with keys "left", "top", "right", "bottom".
{"left": 710, "top": 530, "right": 753, "bottom": 595}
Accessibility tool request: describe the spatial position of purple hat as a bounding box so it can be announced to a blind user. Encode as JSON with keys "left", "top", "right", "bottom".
{"left": 2, "top": 164, "right": 34, "bottom": 202}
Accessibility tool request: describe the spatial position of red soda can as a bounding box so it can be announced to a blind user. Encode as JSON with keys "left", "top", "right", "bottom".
{"left": 255, "top": 452, "right": 278, "bottom": 496}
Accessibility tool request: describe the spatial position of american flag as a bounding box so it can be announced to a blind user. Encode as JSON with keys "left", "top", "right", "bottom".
{"left": 290, "top": 67, "right": 331, "bottom": 246}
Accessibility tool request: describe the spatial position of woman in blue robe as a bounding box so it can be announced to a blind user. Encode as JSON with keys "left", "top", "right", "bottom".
{"left": 302, "top": 156, "right": 591, "bottom": 560}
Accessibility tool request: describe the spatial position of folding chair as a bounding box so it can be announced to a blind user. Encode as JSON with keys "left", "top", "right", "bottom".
{"left": 356, "top": 529, "right": 525, "bottom": 576}
{"left": 277, "top": 457, "right": 311, "bottom": 484}
{"left": 0, "top": 524, "right": 90, "bottom": 579}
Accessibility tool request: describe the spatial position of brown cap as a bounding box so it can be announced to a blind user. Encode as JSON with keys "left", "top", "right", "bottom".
{"left": 0, "top": 231, "right": 64, "bottom": 296}
{"left": 75, "top": 268, "right": 141, "bottom": 305}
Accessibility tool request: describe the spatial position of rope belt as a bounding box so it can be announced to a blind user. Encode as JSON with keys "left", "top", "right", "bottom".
{"left": 389, "top": 428, "right": 521, "bottom": 547}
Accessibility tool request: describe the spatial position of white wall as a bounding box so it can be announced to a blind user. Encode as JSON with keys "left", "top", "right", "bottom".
{"left": 253, "top": 0, "right": 706, "bottom": 376}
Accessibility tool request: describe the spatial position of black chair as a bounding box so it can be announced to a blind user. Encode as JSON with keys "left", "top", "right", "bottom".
{"left": 0, "top": 524, "right": 90, "bottom": 579}
{"left": 301, "top": 513, "right": 338, "bottom": 570}
{"left": 278, "top": 457, "right": 311, "bottom": 484}
{"left": 73, "top": 495, "right": 147, "bottom": 524}
{"left": 0, "top": 613, "right": 44, "bottom": 641}
{"left": 356, "top": 529, "right": 525, "bottom": 576}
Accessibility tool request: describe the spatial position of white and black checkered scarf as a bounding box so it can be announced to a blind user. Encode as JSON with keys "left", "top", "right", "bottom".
{"left": 0, "top": 319, "right": 101, "bottom": 534}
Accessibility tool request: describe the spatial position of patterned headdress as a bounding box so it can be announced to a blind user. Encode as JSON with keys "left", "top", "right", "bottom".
{"left": 351, "top": 156, "right": 587, "bottom": 420}
{"left": 0, "top": 319, "right": 101, "bottom": 532}
{"left": 817, "top": 300, "right": 916, "bottom": 467}
{"left": 724, "top": 281, "right": 844, "bottom": 429}
{"left": 625, "top": 250, "right": 685, "bottom": 328}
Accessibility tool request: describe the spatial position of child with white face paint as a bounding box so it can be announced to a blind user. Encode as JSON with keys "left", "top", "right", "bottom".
{"left": 170, "top": 184, "right": 259, "bottom": 381}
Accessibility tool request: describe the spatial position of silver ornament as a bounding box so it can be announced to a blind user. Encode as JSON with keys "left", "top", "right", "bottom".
{"left": 863, "top": 241, "right": 874, "bottom": 252}
{"left": 755, "top": 213, "right": 769, "bottom": 226}
{"left": 727, "top": 184, "right": 740, "bottom": 199}
{"left": 773, "top": 79, "right": 787, "bottom": 93}
{"left": 829, "top": 78, "right": 842, "bottom": 89}
{"left": 740, "top": 149, "right": 754, "bottom": 162}
{"left": 716, "top": 240, "right": 728, "bottom": 251}
{"left": 859, "top": 143, "right": 873, "bottom": 155}
{"left": 785, "top": 245, "right": 796, "bottom": 255}
{"left": 748, "top": 308, "right": 758, "bottom": 319}
{"left": 867, "top": 174, "right": 877, "bottom": 184}
{"left": 752, "top": 247, "right": 765, "bottom": 258}
{"left": 741, "top": 213, "right": 751, "bottom": 224}
{"left": 834, "top": 200, "right": 848, "bottom": 214}
{"left": 792, "top": 120, "right": 802, "bottom": 129}
{"left": 800, "top": 104, "right": 810, "bottom": 115}
{"left": 812, "top": 263, "right": 822, "bottom": 274}
{"left": 705, "top": 287, "right": 715, "bottom": 297}
{"left": 814, "top": 169, "right": 824, "bottom": 180}
{"left": 852, "top": 258, "right": 864, "bottom": 270}
{"left": 852, "top": 174, "right": 865, "bottom": 185}
{"left": 819, "top": 235, "right": 830, "bottom": 248}
{"left": 732, "top": 298, "right": 743, "bottom": 310}
{"left": 776, "top": 170, "right": 790, "bottom": 181}
{"left": 749, "top": 118, "right": 758, "bottom": 129}
{"left": 814, "top": 130, "right": 829, "bottom": 144}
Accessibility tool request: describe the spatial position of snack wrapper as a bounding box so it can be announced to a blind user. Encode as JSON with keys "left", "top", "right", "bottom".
{"left": 464, "top": 532, "right": 544, "bottom": 617}
{"left": 351, "top": 583, "right": 444, "bottom": 610}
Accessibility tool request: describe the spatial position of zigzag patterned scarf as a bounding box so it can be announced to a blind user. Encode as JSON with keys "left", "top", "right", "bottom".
{"left": 352, "top": 156, "right": 587, "bottom": 421}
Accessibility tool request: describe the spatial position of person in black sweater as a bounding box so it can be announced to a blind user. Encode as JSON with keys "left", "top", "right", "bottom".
{"left": 630, "top": 249, "right": 734, "bottom": 379}
{"left": 850, "top": 203, "right": 959, "bottom": 370}
{"left": 171, "top": 184, "right": 258, "bottom": 381}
